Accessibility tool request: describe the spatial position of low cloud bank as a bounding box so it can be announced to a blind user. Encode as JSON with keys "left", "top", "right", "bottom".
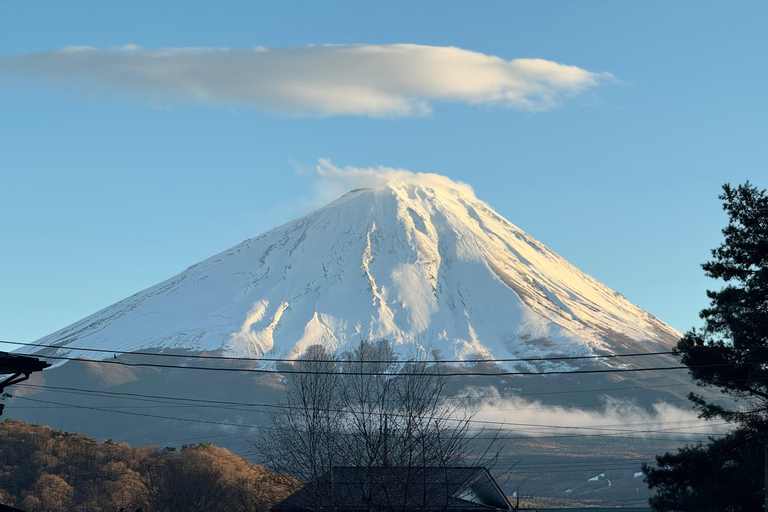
{"left": 0, "top": 44, "right": 611, "bottom": 117}
{"left": 460, "top": 387, "right": 728, "bottom": 439}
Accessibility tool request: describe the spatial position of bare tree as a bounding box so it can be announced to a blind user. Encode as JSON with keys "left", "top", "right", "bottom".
{"left": 257, "top": 339, "right": 503, "bottom": 512}
{"left": 259, "top": 345, "right": 346, "bottom": 509}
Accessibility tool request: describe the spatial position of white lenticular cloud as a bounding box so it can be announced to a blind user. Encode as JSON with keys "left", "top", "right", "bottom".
{"left": 0, "top": 44, "right": 612, "bottom": 117}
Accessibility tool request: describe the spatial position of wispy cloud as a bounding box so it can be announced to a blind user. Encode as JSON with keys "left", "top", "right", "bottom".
{"left": 0, "top": 44, "right": 612, "bottom": 117}
{"left": 309, "top": 158, "right": 475, "bottom": 204}
{"left": 236, "top": 159, "right": 469, "bottom": 238}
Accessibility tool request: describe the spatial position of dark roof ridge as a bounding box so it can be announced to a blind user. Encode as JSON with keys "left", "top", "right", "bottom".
{"left": 272, "top": 465, "right": 511, "bottom": 512}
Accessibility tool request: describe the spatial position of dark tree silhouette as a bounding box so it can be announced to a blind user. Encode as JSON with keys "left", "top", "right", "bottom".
{"left": 645, "top": 182, "right": 768, "bottom": 512}
{"left": 643, "top": 429, "right": 763, "bottom": 512}
{"left": 677, "top": 182, "right": 768, "bottom": 427}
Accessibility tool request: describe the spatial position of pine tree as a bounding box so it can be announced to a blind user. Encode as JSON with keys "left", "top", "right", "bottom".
{"left": 677, "top": 182, "right": 768, "bottom": 428}
{"left": 644, "top": 182, "right": 768, "bottom": 512}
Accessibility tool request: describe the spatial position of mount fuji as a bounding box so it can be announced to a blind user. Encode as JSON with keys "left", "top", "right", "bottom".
{"left": 11, "top": 171, "right": 705, "bottom": 505}
{"left": 27, "top": 172, "right": 679, "bottom": 365}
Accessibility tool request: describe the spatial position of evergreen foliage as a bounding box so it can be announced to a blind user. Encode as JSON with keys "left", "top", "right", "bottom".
{"left": 644, "top": 182, "right": 768, "bottom": 512}
{"left": 677, "top": 182, "right": 768, "bottom": 428}
{"left": 643, "top": 429, "right": 763, "bottom": 512}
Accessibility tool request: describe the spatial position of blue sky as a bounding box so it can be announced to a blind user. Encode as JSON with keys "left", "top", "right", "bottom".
{"left": 1, "top": 1, "right": 765, "bottom": 347}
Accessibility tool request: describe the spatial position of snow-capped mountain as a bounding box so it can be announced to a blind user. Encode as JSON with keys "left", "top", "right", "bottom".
{"left": 29, "top": 174, "right": 680, "bottom": 364}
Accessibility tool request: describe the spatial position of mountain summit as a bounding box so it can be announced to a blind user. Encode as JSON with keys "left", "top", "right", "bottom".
{"left": 34, "top": 174, "right": 679, "bottom": 364}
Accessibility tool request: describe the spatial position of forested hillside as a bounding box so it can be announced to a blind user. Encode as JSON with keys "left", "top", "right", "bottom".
{"left": 0, "top": 419, "right": 296, "bottom": 512}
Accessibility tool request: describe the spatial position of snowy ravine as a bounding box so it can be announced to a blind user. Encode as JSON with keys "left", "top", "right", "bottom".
{"left": 27, "top": 175, "right": 680, "bottom": 365}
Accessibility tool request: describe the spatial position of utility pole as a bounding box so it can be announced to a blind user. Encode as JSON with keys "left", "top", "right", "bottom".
{"left": 764, "top": 437, "right": 767, "bottom": 512}
{"left": 514, "top": 487, "right": 533, "bottom": 511}
{"left": 0, "top": 352, "right": 50, "bottom": 416}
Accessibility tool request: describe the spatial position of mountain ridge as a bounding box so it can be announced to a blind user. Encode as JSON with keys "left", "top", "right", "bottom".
{"left": 25, "top": 175, "right": 680, "bottom": 366}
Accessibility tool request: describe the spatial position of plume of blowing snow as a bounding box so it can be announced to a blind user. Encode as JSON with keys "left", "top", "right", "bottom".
{"left": 461, "top": 387, "right": 727, "bottom": 439}
{"left": 244, "top": 159, "right": 475, "bottom": 249}
{"left": 311, "top": 159, "right": 476, "bottom": 204}
{"left": 0, "top": 44, "right": 612, "bottom": 117}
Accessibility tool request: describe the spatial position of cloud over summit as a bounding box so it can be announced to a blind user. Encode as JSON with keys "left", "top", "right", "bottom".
{"left": 313, "top": 159, "right": 476, "bottom": 200}
{"left": 0, "top": 44, "right": 612, "bottom": 117}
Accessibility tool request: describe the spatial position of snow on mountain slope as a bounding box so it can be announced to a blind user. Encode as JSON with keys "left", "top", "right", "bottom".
{"left": 28, "top": 174, "right": 680, "bottom": 365}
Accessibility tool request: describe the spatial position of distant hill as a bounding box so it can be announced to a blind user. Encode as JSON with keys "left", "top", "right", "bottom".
{"left": 0, "top": 419, "right": 295, "bottom": 512}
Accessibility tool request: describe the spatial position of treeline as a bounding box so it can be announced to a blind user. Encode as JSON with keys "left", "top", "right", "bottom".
{"left": 0, "top": 419, "right": 297, "bottom": 512}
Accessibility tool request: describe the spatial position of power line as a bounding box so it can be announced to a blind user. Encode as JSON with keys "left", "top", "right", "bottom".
{"left": 18, "top": 381, "right": 699, "bottom": 415}
{"left": 14, "top": 382, "right": 724, "bottom": 433}
{"left": 505, "top": 456, "right": 653, "bottom": 468}
{"left": 10, "top": 383, "right": 730, "bottom": 450}
{"left": 3, "top": 351, "right": 734, "bottom": 377}
{"left": 4, "top": 337, "right": 757, "bottom": 377}
{"left": 0, "top": 338, "right": 687, "bottom": 364}
{"left": 15, "top": 396, "right": 268, "bottom": 431}
{"left": 18, "top": 383, "right": 285, "bottom": 410}
{"left": 12, "top": 394, "right": 726, "bottom": 441}
{"left": 19, "top": 367, "right": 728, "bottom": 407}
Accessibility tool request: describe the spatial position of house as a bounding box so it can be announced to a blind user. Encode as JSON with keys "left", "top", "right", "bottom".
{"left": 272, "top": 466, "right": 513, "bottom": 512}
{"left": 0, "top": 504, "right": 27, "bottom": 512}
